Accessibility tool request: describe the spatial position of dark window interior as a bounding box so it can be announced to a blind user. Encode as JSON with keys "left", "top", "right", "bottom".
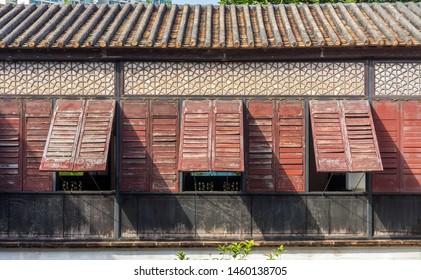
{"left": 183, "top": 172, "right": 242, "bottom": 192}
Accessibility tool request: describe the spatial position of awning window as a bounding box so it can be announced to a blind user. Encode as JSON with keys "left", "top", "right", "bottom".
{"left": 40, "top": 99, "right": 115, "bottom": 171}
{"left": 310, "top": 100, "right": 383, "bottom": 172}
{"left": 178, "top": 100, "right": 244, "bottom": 172}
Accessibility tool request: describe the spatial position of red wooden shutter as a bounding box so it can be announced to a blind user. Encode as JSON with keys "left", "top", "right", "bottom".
{"left": 310, "top": 100, "right": 382, "bottom": 173}
{"left": 150, "top": 100, "right": 179, "bottom": 192}
{"left": 310, "top": 100, "right": 349, "bottom": 172}
{"left": 178, "top": 100, "right": 212, "bottom": 171}
{"left": 372, "top": 100, "right": 400, "bottom": 192}
{"left": 73, "top": 100, "right": 115, "bottom": 171}
{"left": 23, "top": 100, "right": 52, "bottom": 191}
{"left": 120, "top": 100, "right": 149, "bottom": 191}
{"left": 40, "top": 100, "right": 85, "bottom": 171}
{"left": 246, "top": 100, "right": 276, "bottom": 192}
{"left": 277, "top": 100, "right": 305, "bottom": 192}
{"left": 212, "top": 100, "right": 244, "bottom": 171}
{"left": 401, "top": 101, "right": 421, "bottom": 192}
{"left": 342, "top": 100, "right": 383, "bottom": 172}
{"left": 0, "top": 99, "right": 22, "bottom": 191}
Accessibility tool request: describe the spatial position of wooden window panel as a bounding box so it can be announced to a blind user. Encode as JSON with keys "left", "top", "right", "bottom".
{"left": 73, "top": 100, "right": 115, "bottom": 171}
{"left": 277, "top": 100, "right": 305, "bottom": 192}
{"left": 212, "top": 100, "right": 244, "bottom": 171}
{"left": 150, "top": 100, "right": 179, "bottom": 192}
{"left": 120, "top": 100, "right": 149, "bottom": 191}
{"left": 23, "top": 100, "right": 53, "bottom": 191}
{"left": 246, "top": 100, "right": 276, "bottom": 192}
{"left": 372, "top": 100, "right": 400, "bottom": 192}
{"left": 0, "top": 99, "right": 22, "bottom": 191}
{"left": 310, "top": 100, "right": 382, "bottom": 173}
{"left": 178, "top": 100, "right": 212, "bottom": 172}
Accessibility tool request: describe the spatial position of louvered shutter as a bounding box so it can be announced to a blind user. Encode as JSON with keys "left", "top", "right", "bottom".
{"left": 23, "top": 100, "right": 52, "bottom": 191}
{"left": 372, "top": 100, "right": 400, "bottom": 192}
{"left": 310, "top": 100, "right": 382, "bottom": 173}
{"left": 150, "top": 100, "right": 179, "bottom": 192}
{"left": 246, "top": 100, "right": 276, "bottom": 192}
{"left": 40, "top": 100, "right": 85, "bottom": 171}
{"left": 0, "top": 99, "right": 22, "bottom": 191}
{"left": 73, "top": 100, "right": 115, "bottom": 171}
{"left": 212, "top": 100, "right": 244, "bottom": 171}
{"left": 277, "top": 100, "right": 305, "bottom": 192}
{"left": 120, "top": 100, "right": 149, "bottom": 191}
{"left": 401, "top": 101, "right": 421, "bottom": 192}
{"left": 178, "top": 100, "right": 212, "bottom": 171}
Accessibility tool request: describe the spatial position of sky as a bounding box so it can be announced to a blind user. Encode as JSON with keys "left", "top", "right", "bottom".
{"left": 172, "top": 0, "right": 220, "bottom": 4}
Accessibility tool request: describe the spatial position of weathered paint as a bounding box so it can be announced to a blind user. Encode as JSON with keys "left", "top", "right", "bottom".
{"left": 310, "top": 100, "right": 382, "bottom": 172}
{"left": 0, "top": 99, "right": 22, "bottom": 191}
{"left": 23, "top": 100, "right": 53, "bottom": 191}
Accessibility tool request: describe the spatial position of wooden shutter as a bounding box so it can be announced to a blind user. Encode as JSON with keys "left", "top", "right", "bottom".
{"left": 178, "top": 100, "right": 212, "bottom": 171}
{"left": 0, "top": 99, "right": 22, "bottom": 191}
{"left": 372, "top": 100, "right": 400, "bottom": 192}
{"left": 401, "top": 101, "right": 421, "bottom": 192}
{"left": 73, "top": 100, "right": 115, "bottom": 171}
{"left": 310, "top": 100, "right": 382, "bottom": 173}
{"left": 246, "top": 100, "right": 276, "bottom": 192}
{"left": 40, "top": 100, "right": 85, "bottom": 171}
{"left": 23, "top": 100, "right": 52, "bottom": 191}
{"left": 150, "top": 100, "right": 179, "bottom": 192}
{"left": 277, "top": 100, "right": 305, "bottom": 192}
{"left": 212, "top": 100, "right": 244, "bottom": 171}
{"left": 120, "top": 100, "right": 149, "bottom": 191}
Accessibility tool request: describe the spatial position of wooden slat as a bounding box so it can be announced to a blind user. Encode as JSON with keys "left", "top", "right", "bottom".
{"left": 246, "top": 100, "right": 275, "bottom": 192}
{"left": 23, "top": 100, "right": 52, "bottom": 191}
{"left": 277, "top": 100, "right": 305, "bottom": 192}
{"left": 212, "top": 100, "right": 244, "bottom": 172}
{"left": 310, "top": 100, "right": 382, "bottom": 173}
{"left": 0, "top": 99, "right": 21, "bottom": 191}
{"left": 178, "top": 100, "right": 212, "bottom": 171}
{"left": 73, "top": 100, "right": 115, "bottom": 171}
{"left": 40, "top": 100, "right": 85, "bottom": 171}
{"left": 150, "top": 100, "right": 179, "bottom": 192}
{"left": 120, "top": 100, "right": 149, "bottom": 191}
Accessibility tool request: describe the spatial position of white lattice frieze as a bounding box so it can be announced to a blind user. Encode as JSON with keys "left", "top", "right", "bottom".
{"left": 124, "top": 62, "right": 365, "bottom": 96}
{"left": 0, "top": 62, "right": 114, "bottom": 96}
{"left": 375, "top": 63, "right": 421, "bottom": 96}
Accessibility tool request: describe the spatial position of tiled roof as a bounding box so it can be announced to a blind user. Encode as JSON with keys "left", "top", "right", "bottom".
{"left": 1, "top": 3, "right": 421, "bottom": 49}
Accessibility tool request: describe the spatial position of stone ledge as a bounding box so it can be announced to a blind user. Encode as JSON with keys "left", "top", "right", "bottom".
{"left": 1, "top": 239, "right": 421, "bottom": 249}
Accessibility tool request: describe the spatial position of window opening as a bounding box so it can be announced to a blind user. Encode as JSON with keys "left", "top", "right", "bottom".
{"left": 183, "top": 172, "right": 242, "bottom": 192}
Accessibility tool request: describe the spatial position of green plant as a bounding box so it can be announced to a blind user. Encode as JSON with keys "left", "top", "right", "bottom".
{"left": 175, "top": 251, "right": 190, "bottom": 260}
{"left": 218, "top": 240, "right": 255, "bottom": 260}
{"left": 266, "top": 245, "right": 287, "bottom": 260}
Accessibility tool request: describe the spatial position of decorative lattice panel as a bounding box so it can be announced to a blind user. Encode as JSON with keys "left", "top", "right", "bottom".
{"left": 125, "top": 62, "right": 365, "bottom": 96}
{"left": 375, "top": 63, "right": 421, "bottom": 96}
{"left": 0, "top": 62, "right": 114, "bottom": 96}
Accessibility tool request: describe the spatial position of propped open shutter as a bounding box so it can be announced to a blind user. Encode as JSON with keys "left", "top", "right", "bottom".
{"left": 212, "top": 100, "right": 244, "bottom": 171}
{"left": 23, "top": 100, "right": 52, "bottom": 191}
{"left": 372, "top": 100, "right": 400, "bottom": 192}
{"left": 120, "top": 100, "right": 149, "bottom": 191}
{"left": 73, "top": 100, "right": 115, "bottom": 171}
{"left": 310, "top": 100, "right": 382, "bottom": 172}
{"left": 0, "top": 100, "right": 22, "bottom": 191}
{"left": 401, "top": 101, "right": 421, "bottom": 192}
{"left": 246, "top": 100, "right": 275, "bottom": 192}
{"left": 178, "top": 100, "right": 212, "bottom": 171}
{"left": 277, "top": 100, "right": 305, "bottom": 192}
{"left": 150, "top": 100, "right": 179, "bottom": 192}
{"left": 342, "top": 100, "right": 382, "bottom": 172}
{"left": 40, "top": 100, "right": 85, "bottom": 171}
{"left": 310, "top": 100, "right": 349, "bottom": 172}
